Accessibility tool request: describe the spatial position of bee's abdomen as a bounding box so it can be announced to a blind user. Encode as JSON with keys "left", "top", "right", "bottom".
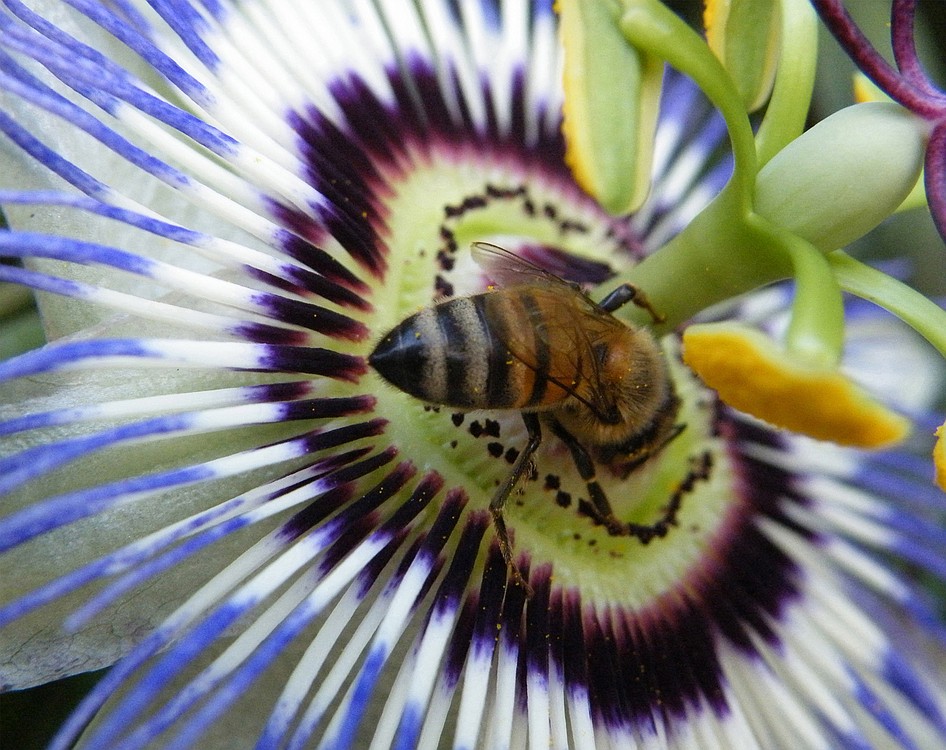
{"left": 370, "top": 296, "right": 511, "bottom": 409}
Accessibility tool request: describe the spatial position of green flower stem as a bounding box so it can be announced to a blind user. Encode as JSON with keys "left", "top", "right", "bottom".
{"left": 605, "top": 186, "right": 846, "bottom": 370}
{"left": 615, "top": 0, "right": 800, "bottom": 332}
{"left": 603, "top": 188, "right": 792, "bottom": 332}
{"left": 754, "top": 0, "right": 818, "bottom": 167}
{"left": 619, "top": 0, "right": 758, "bottom": 208}
{"left": 829, "top": 250, "right": 946, "bottom": 358}
{"left": 780, "top": 232, "right": 844, "bottom": 366}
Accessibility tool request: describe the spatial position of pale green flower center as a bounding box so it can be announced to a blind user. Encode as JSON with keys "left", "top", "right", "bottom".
{"left": 361, "top": 153, "right": 734, "bottom": 603}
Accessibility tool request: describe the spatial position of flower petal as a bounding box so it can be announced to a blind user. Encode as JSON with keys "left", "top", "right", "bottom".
{"left": 1, "top": 3, "right": 944, "bottom": 749}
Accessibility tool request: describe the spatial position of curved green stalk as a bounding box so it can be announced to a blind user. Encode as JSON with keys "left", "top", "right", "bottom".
{"left": 618, "top": 0, "right": 758, "bottom": 208}
{"left": 829, "top": 250, "right": 946, "bottom": 357}
{"left": 780, "top": 232, "right": 844, "bottom": 365}
{"left": 601, "top": 188, "right": 793, "bottom": 332}
{"left": 754, "top": 0, "right": 819, "bottom": 167}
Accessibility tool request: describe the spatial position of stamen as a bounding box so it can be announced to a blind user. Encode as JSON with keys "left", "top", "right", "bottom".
{"left": 683, "top": 323, "right": 910, "bottom": 448}
{"left": 934, "top": 423, "right": 946, "bottom": 491}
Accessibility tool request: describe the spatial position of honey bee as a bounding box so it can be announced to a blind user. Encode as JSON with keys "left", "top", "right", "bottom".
{"left": 370, "top": 243, "right": 696, "bottom": 590}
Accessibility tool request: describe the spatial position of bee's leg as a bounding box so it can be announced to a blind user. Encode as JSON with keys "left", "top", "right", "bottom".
{"left": 598, "top": 283, "right": 665, "bottom": 324}
{"left": 489, "top": 412, "right": 541, "bottom": 596}
{"left": 549, "top": 419, "right": 627, "bottom": 536}
{"left": 552, "top": 419, "right": 713, "bottom": 542}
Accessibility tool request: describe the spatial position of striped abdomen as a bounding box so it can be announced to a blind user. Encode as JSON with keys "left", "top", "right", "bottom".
{"left": 370, "top": 289, "right": 580, "bottom": 411}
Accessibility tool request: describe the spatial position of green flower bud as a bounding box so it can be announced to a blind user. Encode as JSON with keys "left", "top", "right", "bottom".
{"left": 754, "top": 102, "right": 927, "bottom": 251}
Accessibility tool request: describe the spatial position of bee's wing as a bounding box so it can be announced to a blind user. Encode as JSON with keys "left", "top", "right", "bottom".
{"left": 493, "top": 282, "right": 621, "bottom": 420}
{"left": 473, "top": 243, "right": 622, "bottom": 418}
{"left": 472, "top": 242, "right": 580, "bottom": 291}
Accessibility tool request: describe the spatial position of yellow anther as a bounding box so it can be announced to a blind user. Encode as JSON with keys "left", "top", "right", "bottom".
{"left": 703, "top": 0, "right": 780, "bottom": 112}
{"left": 934, "top": 424, "right": 946, "bottom": 492}
{"left": 558, "top": 0, "right": 660, "bottom": 214}
{"left": 703, "top": 0, "right": 725, "bottom": 50}
{"left": 682, "top": 323, "right": 910, "bottom": 448}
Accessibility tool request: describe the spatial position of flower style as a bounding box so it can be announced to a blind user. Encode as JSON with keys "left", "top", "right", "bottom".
{"left": 812, "top": 0, "right": 946, "bottom": 242}
{"left": 809, "top": 0, "right": 946, "bottom": 488}
{"left": 1, "top": 1, "right": 945, "bottom": 749}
